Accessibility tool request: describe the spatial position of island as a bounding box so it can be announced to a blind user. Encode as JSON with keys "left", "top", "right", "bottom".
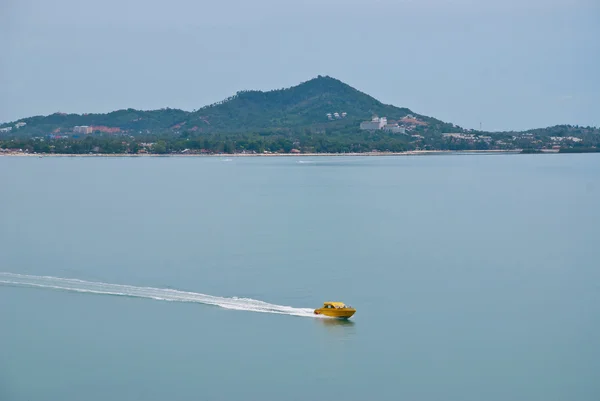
{"left": 1, "top": 76, "right": 598, "bottom": 156}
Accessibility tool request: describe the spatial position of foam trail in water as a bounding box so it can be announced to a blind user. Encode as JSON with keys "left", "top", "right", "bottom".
{"left": 0, "top": 272, "right": 320, "bottom": 318}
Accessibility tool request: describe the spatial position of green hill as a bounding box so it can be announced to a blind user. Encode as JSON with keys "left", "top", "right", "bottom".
{"left": 1, "top": 75, "right": 456, "bottom": 136}
{"left": 186, "top": 75, "right": 418, "bottom": 132}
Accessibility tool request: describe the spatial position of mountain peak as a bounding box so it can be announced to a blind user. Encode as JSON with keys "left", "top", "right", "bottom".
{"left": 187, "top": 75, "right": 417, "bottom": 131}
{"left": 296, "top": 75, "right": 355, "bottom": 91}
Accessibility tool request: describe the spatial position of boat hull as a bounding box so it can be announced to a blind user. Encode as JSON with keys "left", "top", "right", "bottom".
{"left": 314, "top": 308, "right": 356, "bottom": 319}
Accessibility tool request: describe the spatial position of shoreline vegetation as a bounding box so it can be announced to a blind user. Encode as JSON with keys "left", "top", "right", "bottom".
{"left": 2, "top": 149, "right": 590, "bottom": 158}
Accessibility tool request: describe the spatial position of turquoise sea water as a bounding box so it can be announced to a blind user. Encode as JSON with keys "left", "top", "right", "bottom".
{"left": 1, "top": 154, "right": 599, "bottom": 401}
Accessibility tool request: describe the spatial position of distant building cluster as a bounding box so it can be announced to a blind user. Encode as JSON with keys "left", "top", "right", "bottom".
{"left": 443, "top": 133, "right": 476, "bottom": 140}
{"left": 550, "top": 136, "right": 583, "bottom": 143}
{"left": 327, "top": 112, "right": 347, "bottom": 120}
{"left": 443, "top": 133, "right": 492, "bottom": 144}
{"left": 73, "top": 125, "right": 93, "bottom": 134}
{"left": 0, "top": 121, "right": 26, "bottom": 133}
{"left": 359, "top": 116, "right": 406, "bottom": 134}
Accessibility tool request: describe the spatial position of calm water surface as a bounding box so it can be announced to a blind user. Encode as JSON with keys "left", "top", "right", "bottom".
{"left": 1, "top": 154, "right": 599, "bottom": 401}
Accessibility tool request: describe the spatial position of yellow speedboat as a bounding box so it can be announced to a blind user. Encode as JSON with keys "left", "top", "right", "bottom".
{"left": 314, "top": 302, "right": 356, "bottom": 319}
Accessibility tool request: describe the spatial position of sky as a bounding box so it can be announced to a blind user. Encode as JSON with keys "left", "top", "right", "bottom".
{"left": 0, "top": 0, "right": 598, "bottom": 131}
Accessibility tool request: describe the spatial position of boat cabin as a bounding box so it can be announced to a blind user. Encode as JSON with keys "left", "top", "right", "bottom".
{"left": 322, "top": 302, "right": 349, "bottom": 309}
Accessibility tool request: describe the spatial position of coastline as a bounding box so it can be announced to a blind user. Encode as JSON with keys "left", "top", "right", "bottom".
{"left": 0, "top": 149, "right": 524, "bottom": 157}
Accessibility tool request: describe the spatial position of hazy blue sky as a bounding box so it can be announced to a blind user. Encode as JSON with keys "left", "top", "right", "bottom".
{"left": 1, "top": 0, "right": 598, "bottom": 131}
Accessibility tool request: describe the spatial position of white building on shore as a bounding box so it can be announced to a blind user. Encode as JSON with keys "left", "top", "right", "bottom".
{"left": 383, "top": 123, "right": 406, "bottom": 134}
{"left": 360, "top": 116, "right": 387, "bottom": 130}
{"left": 73, "top": 126, "right": 93, "bottom": 134}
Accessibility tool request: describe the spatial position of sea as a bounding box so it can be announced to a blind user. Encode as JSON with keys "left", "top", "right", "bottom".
{"left": 1, "top": 154, "right": 599, "bottom": 401}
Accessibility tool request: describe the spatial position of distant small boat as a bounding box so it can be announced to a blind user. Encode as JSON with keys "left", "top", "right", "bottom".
{"left": 314, "top": 302, "right": 356, "bottom": 319}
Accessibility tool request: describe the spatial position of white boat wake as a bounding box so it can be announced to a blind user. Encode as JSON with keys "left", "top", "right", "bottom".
{"left": 0, "top": 272, "right": 319, "bottom": 318}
